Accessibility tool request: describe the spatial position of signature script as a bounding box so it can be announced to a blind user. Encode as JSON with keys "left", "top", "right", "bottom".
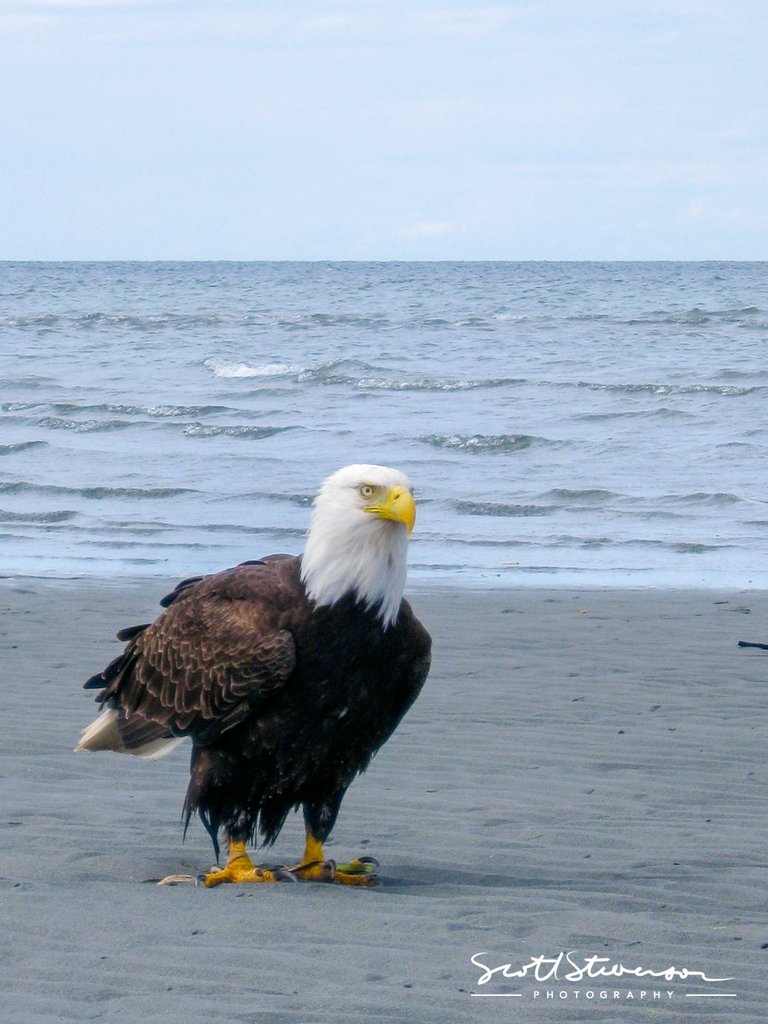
{"left": 471, "top": 951, "right": 734, "bottom": 985}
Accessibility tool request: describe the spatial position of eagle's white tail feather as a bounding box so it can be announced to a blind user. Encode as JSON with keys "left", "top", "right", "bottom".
{"left": 74, "top": 708, "right": 185, "bottom": 760}
{"left": 128, "top": 735, "right": 185, "bottom": 760}
{"left": 75, "top": 707, "right": 121, "bottom": 752}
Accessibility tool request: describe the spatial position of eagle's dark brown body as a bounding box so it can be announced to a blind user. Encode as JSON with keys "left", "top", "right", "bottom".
{"left": 85, "top": 555, "right": 431, "bottom": 857}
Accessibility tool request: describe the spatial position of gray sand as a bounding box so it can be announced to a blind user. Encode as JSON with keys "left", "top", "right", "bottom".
{"left": 1, "top": 579, "right": 766, "bottom": 1022}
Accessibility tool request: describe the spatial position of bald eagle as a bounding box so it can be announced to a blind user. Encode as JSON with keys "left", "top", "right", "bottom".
{"left": 76, "top": 465, "right": 431, "bottom": 886}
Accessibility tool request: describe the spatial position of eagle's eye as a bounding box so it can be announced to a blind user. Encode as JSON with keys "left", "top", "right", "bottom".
{"left": 359, "top": 484, "right": 375, "bottom": 499}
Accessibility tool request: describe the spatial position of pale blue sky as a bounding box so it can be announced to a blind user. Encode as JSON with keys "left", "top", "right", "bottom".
{"left": 1, "top": 1, "right": 766, "bottom": 259}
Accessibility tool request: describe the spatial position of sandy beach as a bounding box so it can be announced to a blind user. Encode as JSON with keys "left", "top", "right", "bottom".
{"left": 1, "top": 578, "right": 766, "bottom": 1022}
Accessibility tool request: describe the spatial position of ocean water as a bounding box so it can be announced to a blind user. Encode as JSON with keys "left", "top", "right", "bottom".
{"left": 1, "top": 261, "right": 767, "bottom": 588}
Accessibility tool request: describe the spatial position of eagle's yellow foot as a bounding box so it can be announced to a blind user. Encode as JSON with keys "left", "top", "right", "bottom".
{"left": 332, "top": 861, "right": 380, "bottom": 886}
{"left": 202, "top": 844, "right": 296, "bottom": 887}
{"left": 333, "top": 855, "right": 380, "bottom": 884}
{"left": 291, "top": 836, "right": 380, "bottom": 886}
{"left": 336, "top": 855, "right": 379, "bottom": 874}
{"left": 287, "top": 856, "right": 378, "bottom": 886}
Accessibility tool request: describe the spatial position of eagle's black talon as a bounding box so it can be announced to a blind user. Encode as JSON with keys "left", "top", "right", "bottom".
{"left": 324, "top": 858, "right": 337, "bottom": 879}
{"left": 275, "top": 867, "right": 299, "bottom": 882}
{"left": 358, "top": 855, "right": 380, "bottom": 866}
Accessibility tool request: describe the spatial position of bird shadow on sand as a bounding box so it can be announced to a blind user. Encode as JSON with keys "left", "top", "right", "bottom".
{"left": 379, "top": 864, "right": 636, "bottom": 896}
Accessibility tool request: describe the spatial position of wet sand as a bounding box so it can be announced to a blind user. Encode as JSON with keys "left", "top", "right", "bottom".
{"left": 1, "top": 578, "right": 766, "bottom": 1022}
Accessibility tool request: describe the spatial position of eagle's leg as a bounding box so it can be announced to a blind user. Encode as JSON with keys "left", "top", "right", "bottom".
{"left": 287, "top": 802, "right": 379, "bottom": 886}
{"left": 287, "top": 830, "right": 379, "bottom": 886}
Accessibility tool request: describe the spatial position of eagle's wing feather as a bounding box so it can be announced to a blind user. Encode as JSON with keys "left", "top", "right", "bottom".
{"left": 96, "top": 563, "right": 297, "bottom": 746}
{"left": 380, "top": 603, "right": 432, "bottom": 740}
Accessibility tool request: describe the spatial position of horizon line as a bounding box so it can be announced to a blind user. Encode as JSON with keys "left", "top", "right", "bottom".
{"left": 1, "top": 257, "right": 765, "bottom": 265}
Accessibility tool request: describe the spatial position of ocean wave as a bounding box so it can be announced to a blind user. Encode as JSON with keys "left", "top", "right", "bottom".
{"left": 2, "top": 313, "right": 61, "bottom": 328}
{"left": 216, "top": 490, "right": 313, "bottom": 506}
{"left": 539, "top": 488, "right": 620, "bottom": 503}
{"left": 624, "top": 306, "right": 762, "bottom": 326}
{"left": 425, "top": 533, "right": 536, "bottom": 548}
{"left": 2, "top": 376, "right": 58, "bottom": 391}
{"left": 206, "top": 311, "right": 395, "bottom": 331}
{"left": 48, "top": 401, "right": 233, "bottom": 418}
{"left": 304, "top": 361, "right": 524, "bottom": 392}
{"left": 0, "top": 509, "right": 76, "bottom": 523}
{"left": 719, "top": 368, "right": 768, "bottom": 381}
{"left": 0, "top": 482, "right": 195, "bottom": 499}
{"left": 568, "top": 381, "right": 760, "bottom": 397}
{"left": 2, "top": 312, "right": 226, "bottom": 331}
{"left": 420, "top": 433, "right": 547, "bottom": 454}
{"left": 37, "top": 417, "right": 134, "bottom": 433}
{"left": 85, "top": 539, "right": 215, "bottom": 550}
{"left": 180, "top": 523, "right": 305, "bottom": 538}
{"left": 182, "top": 423, "right": 292, "bottom": 439}
{"left": 574, "top": 407, "right": 692, "bottom": 422}
{"left": 543, "top": 535, "right": 731, "bottom": 553}
{"left": 716, "top": 441, "right": 763, "bottom": 452}
{"left": 203, "top": 358, "right": 303, "bottom": 379}
{"left": 6, "top": 401, "right": 235, "bottom": 420}
{"left": 490, "top": 305, "right": 764, "bottom": 328}
{"left": 57, "top": 521, "right": 306, "bottom": 541}
{"left": 615, "top": 539, "right": 730, "bottom": 553}
{"left": 290, "top": 312, "right": 390, "bottom": 329}
{"left": 354, "top": 376, "right": 523, "bottom": 392}
{"left": 3, "top": 402, "right": 47, "bottom": 413}
{"left": 453, "top": 500, "right": 552, "bottom": 517}
{"left": 296, "top": 361, "right": 367, "bottom": 386}
{"left": 0, "top": 441, "right": 47, "bottom": 455}
{"left": 664, "top": 491, "right": 744, "bottom": 506}
{"left": 207, "top": 357, "right": 525, "bottom": 392}
{"left": 2, "top": 309, "right": 431, "bottom": 334}
{"left": 669, "top": 541, "right": 728, "bottom": 553}
{"left": 493, "top": 311, "right": 614, "bottom": 326}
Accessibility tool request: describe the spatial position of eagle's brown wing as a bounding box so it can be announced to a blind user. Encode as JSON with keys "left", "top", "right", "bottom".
{"left": 88, "top": 561, "right": 298, "bottom": 748}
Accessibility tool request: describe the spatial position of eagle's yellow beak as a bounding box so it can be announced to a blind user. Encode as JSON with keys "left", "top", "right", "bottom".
{"left": 365, "top": 485, "right": 416, "bottom": 535}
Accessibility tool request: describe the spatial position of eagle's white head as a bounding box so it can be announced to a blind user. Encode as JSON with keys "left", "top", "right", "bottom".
{"left": 300, "top": 463, "right": 416, "bottom": 628}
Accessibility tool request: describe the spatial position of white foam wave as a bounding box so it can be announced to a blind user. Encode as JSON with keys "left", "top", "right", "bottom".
{"left": 204, "top": 358, "right": 301, "bottom": 379}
